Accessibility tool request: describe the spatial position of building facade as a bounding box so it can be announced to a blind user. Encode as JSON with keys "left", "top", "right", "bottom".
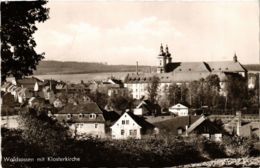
{"left": 124, "top": 44, "right": 248, "bottom": 99}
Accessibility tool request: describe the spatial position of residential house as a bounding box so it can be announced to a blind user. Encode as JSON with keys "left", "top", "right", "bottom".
{"left": 169, "top": 103, "right": 189, "bottom": 116}
{"left": 16, "top": 77, "right": 44, "bottom": 91}
{"left": 154, "top": 115, "right": 222, "bottom": 141}
{"left": 53, "top": 98, "right": 64, "bottom": 108}
{"left": 108, "top": 87, "right": 129, "bottom": 97}
{"left": 133, "top": 100, "right": 161, "bottom": 116}
{"left": 1, "top": 82, "right": 12, "bottom": 92}
{"left": 55, "top": 102, "right": 106, "bottom": 138}
{"left": 89, "top": 78, "right": 123, "bottom": 94}
{"left": 110, "top": 112, "right": 154, "bottom": 139}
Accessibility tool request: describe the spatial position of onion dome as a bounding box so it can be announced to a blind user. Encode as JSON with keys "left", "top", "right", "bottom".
{"left": 158, "top": 43, "right": 165, "bottom": 56}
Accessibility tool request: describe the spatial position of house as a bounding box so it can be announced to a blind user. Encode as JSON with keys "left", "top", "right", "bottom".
{"left": 169, "top": 103, "right": 189, "bottom": 116}
{"left": 110, "top": 112, "right": 154, "bottom": 139}
{"left": 16, "top": 77, "right": 44, "bottom": 91}
{"left": 53, "top": 98, "right": 64, "bottom": 108}
{"left": 154, "top": 115, "right": 222, "bottom": 141}
{"left": 107, "top": 87, "right": 129, "bottom": 97}
{"left": 1, "top": 82, "right": 12, "bottom": 92}
{"left": 89, "top": 78, "right": 123, "bottom": 94}
{"left": 124, "top": 44, "right": 247, "bottom": 99}
{"left": 55, "top": 102, "right": 106, "bottom": 138}
{"left": 133, "top": 100, "right": 161, "bottom": 116}
{"left": 28, "top": 97, "right": 46, "bottom": 108}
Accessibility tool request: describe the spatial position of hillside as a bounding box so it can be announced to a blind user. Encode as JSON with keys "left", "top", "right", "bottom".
{"left": 34, "top": 61, "right": 259, "bottom": 75}
{"left": 34, "top": 60, "right": 155, "bottom": 75}
{"left": 243, "top": 64, "right": 260, "bottom": 71}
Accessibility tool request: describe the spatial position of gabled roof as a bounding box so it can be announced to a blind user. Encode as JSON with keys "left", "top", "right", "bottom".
{"left": 108, "top": 78, "right": 123, "bottom": 85}
{"left": 55, "top": 113, "right": 105, "bottom": 123}
{"left": 186, "top": 115, "right": 206, "bottom": 134}
{"left": 153, "top": 116, "right": 201, "bottom": 135}
{"left": 16, "top": 77, "right": 43, "bottom": 89}
{"left": 111, "top": 112, "right": 141, "bottom": 128}
{"left": 167, "top": 62, "right": 210, "bottom": 72}
{"left": 127, "top": 112, "right": 155, "bottom": 130}
{"left": 57, "top": 102, "right": 103, "bottom": 114}
{"left": 205, "top": 61, "right": 247, "bottom": 72}
{"left": 170, "top": 103, "right": 188, "bottom": 109}
{"left": 1, "top": 82, "right": 12, "bottom": 89}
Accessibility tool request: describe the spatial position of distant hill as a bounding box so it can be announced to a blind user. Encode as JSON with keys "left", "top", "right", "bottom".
{"left": 34, "top": 60, "right": 155, "bottom": 75}
{"left": 34, "top": 61, "right": 260, "bottom": 75}
{"left": 243, "top": 64, "right": 260, "bottom": 72}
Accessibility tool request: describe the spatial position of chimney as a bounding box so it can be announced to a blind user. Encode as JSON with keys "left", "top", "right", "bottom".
{"left": 136, "top": 61, "right": 139, "bottom": 75}
{"left": 236, "top": 111, "right": 242, "bottom": 136}
{"left": 185, "top": 125, "right": 189, "bottom": 136}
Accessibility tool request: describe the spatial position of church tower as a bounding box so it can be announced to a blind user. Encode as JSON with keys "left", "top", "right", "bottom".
{"left": 165, "top": 45, "right": 172, "bottom": 64}
{"left": 157, "top": 44, "right": 166, "bottom": 73}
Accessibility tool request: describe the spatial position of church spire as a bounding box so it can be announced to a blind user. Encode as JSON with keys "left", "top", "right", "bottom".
{"left": 233, "top": 52, "right": 238, "bottom": 62}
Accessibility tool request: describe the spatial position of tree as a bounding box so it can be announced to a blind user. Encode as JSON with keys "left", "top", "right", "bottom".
{"left": 1, "top": 1, "right": 49, "bottom": 81}
{"left": 18, "top": 108, "right": 69, "bottom": 155}
{"left": 147, "top": 76, "right": 160, "bottom": 104}
{"left": 108, "top": 94, "right": 134, "bottom": 113}
{"left": 225, "top": 74, "right": 248, "bottom": 110}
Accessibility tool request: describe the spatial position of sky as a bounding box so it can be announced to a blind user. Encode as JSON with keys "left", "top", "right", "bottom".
{"left": 34, "top": 1, "right": 259, "bottom": 65}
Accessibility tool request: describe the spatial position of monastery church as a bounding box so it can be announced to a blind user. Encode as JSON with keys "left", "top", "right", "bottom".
{"left": 124, "top": 44, "right": 247, "bottom": 99}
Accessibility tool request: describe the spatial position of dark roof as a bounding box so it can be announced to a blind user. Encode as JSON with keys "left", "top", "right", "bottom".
{"left": 127, "top": 112, "right": 155, "bottom": 130}
{"left": 57, "top": 102, "right": 103, "bottom": 114}
{"left": 153, "top": 116, "right": 222, "bottom": 135}
{"left": 55, "top": 113, "right": 105, "bottom": 123}
{"left": 109, "top": 78, "right": 123, "bottom": 85}
{"left": 16, "top": 77, "right": 43, "bottom": 89}
{"left": 102, "top": 110, "right": 120, "bottom": 123}
{"left": 166, "top": 62, "right": 210, "bottom": 72}
{"left": 124, "top": 73, "right": 174, "bottom": 83}
{"left": 206, "top": 61, "right": 247, "bottom": 72}
{"left": 153, "top": 116, "right": 201, "bottom": 135}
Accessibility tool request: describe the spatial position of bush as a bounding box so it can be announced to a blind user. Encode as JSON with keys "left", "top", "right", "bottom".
{"left": 222, "top": 135, "right": 255, "bottom": 157}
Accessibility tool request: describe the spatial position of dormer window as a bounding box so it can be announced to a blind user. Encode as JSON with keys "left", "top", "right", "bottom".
{"left": 89, "top": 113, "right": 96, "bottom": 119}
{"left": 67, "top": 114, "right": 72, "bottom": 119}
{"left": 79, "top": 113, "right": 84, "bottom": 118}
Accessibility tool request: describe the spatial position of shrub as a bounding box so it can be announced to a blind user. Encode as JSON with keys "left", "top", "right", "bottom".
{"left": 222, "top": 135, "right": 255, "bottom": 157}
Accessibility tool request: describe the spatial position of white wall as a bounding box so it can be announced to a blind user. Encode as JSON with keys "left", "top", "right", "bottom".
{"left": 111, "top": 113, "right": 141, "bottom": 139}
{"left": 70, "top": 123, "right": 105, "bottom": 138}
{"left": 169, "top": 108, "right": 188, "bottom": 116}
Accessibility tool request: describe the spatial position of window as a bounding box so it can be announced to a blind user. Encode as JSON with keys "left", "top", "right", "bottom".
{"left": 122, "top": 120, "right": 125, "bottom": 125}
{"left": 121, "top": 129, "right": 125, "bottom": 135}
{"left": 178, "top": 128, "right": 183, "bottom": 135}
{"left": 90, "top": 114, "right": 96, "bottom": 119}
{"left": 67, "top": 114, "right": 72, "bottom": 118}
{"left": 129, "top": 129, "right": 137, "bottom": 136}
{"left": 79, "top": 113, "right": 83, "bottom": 118}
{"left": 126, "top": 120, "right": 129, "bottom": 125}
{"left": 95, "top": 124, "right": 98, "bottom": 128}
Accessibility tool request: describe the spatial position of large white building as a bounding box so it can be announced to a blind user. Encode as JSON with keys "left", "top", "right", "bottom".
{"left": 124, "top": 44, "right": 248, "bottom": 99}
{"left": 169, "top": 103, "right": 189, "bottom": 116}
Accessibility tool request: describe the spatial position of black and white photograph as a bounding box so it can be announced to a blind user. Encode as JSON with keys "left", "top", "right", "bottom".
{"left": 1, "top": 0, "right": 260, "bottom": 167}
